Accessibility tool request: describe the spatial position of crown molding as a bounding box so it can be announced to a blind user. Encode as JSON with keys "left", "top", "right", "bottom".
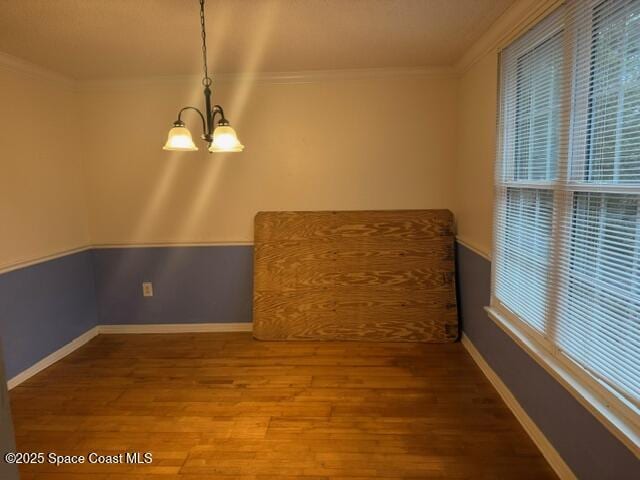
{"left": 0, "top": 49, "right": 456, "bottom": 92}
{"left": 455, "top": 0, "right": 563, "bottom": 74}
{"left": 76, "top": 66, "right": 457, "bottom": 92}
{"left": 0, "top": 51, "right": 76, "bottom": 89}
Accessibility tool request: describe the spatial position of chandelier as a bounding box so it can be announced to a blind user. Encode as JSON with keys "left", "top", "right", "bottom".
{"left": 163, "top": 0, "right": 244, "bottom": 153}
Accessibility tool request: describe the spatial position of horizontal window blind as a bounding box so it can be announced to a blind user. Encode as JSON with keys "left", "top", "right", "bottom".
{"left": 495, "top": 188, "right": 554, "bottom": 332}
{"left": 495, "top": 8, "right": 565, "bottom": 337}
{"left": 494, "top": 0, "right": 640, "bottom": 422}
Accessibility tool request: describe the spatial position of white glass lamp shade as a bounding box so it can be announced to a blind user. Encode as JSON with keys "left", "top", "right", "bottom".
{"left": 209, "top": 125, "right": 244, "bottom": 153}
{"left": 163, "top": 125, "right": 198, "bottom": 151}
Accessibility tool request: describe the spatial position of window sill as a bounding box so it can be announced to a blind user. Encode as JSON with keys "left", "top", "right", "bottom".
{"left": 484, "top": 306, "right": 640, "bottom": 456}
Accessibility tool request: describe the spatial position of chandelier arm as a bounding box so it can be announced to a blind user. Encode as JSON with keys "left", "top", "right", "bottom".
{"left": 177, "top": 106, "right": 208, "bottom": 137}
{"left": 212, "top": 104, "right": 228, "bottom": 124}
{"left": 211, "top": 109, "right": 220, "bottom": 128}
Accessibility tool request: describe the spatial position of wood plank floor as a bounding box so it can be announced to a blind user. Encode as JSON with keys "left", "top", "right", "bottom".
{"left": 10, "top": 333, "right": 556, "bottom": 479}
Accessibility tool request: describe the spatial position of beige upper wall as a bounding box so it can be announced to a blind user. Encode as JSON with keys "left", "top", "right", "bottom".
{"left": 0, "top": 0, "right": 560, "bottom": 261}
{"left": 453, "top": 0, "right": 561, "bottom": 258}
{"left": 0, "top": 65, "right": 89, "bottom": 270}
{"left": 454, "top": 53, "right": 498, "bottom": 258}
{"left": 79, "top": 73, "right": 458, "bottom": 245}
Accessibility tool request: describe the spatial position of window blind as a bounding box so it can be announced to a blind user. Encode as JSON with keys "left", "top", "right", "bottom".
{"left": 494, "top": 0, "right": 640, "bottom": 425}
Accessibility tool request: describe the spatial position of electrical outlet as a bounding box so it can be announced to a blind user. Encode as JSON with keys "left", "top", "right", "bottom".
{"left": 142, "top": 281, "right": 153, "bottom": 297}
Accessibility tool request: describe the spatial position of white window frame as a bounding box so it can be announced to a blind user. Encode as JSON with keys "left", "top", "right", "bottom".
{"left": 488, "top": 0, "right": 640, "bottom": 453}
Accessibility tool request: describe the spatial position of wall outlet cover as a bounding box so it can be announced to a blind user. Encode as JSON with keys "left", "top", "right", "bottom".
{"left": 142, "top": 282, "right": 153, "bottom": 297}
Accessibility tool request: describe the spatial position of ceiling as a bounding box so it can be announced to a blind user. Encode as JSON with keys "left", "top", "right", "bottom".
{"left": 0, "top": 0, "right": 515, "bottom": 80}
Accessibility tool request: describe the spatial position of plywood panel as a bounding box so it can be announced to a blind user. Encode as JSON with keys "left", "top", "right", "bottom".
{"left": 253, "top": 210, "right": 458, "bottom": 342}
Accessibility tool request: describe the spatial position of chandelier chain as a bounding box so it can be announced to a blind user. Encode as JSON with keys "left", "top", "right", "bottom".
{"left": 200, "top": 0, "right": 212, "bottom": 87}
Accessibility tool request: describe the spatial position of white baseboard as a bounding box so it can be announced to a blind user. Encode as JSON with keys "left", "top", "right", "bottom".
{"left": 97, "top": 322, "right": 253, "bottom": 334}
{"left": 7, "top": 326, "right": 100, "bottom": 390}
{"left": 461, "top": 334, "right": 576, "bottom": 480}
{"left": 6, "top": 323, "right": 253, "bottom": 390}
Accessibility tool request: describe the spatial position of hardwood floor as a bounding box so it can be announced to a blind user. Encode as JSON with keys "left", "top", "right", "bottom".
{"left": 10, "top": 333, "right": 556, "bottom": 479}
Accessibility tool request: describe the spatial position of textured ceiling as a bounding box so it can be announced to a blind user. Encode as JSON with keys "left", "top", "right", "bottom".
{"left": 0, "top": 0, "right": 515, "bottom": 80}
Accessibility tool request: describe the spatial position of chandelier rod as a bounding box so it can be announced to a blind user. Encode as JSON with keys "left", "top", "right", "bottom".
{"left": 199, "top": 0, "right": 212, "bottom": 87}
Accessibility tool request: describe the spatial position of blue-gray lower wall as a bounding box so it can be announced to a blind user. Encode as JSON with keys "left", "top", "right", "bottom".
{"left": 0, "top": 246, "right": 253, "bottom": 380}
{"left": 92, "top": 246, "right": 253, "bottom": 325}
{"left": 2, "top": 243, "right": 637, "bottom": 479}
{"left": 456, "top": 242, "right": 639, "bottom": 480}
{"left": 0, "top": 250, "right": 98, "bottom": 379}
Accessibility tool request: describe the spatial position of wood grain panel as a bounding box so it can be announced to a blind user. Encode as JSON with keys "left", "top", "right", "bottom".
{"left": 253, "top": 210, "right": 458, "bottom": 342}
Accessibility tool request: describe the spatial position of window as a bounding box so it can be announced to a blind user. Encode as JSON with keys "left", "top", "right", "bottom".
{"left": 493, "top": 0, "right": 640, "bottom": 443}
